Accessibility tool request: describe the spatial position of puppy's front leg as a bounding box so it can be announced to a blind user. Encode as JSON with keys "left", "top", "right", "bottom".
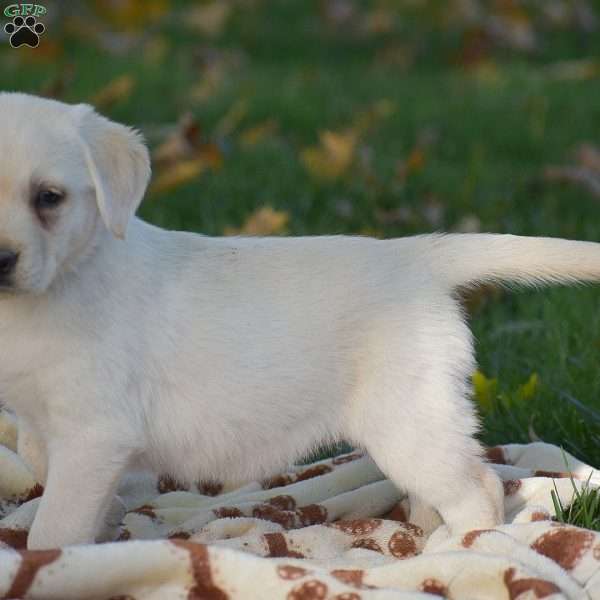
{"left": 27, "top": 438, "right": 130, "bottom": 549}
{"left": 17, "top": 419, "right": 47, "bottom": 484}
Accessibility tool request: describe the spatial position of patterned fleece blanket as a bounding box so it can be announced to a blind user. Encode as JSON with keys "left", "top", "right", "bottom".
{"left": 0, "top": 408, "right": 599, "bottom": 600}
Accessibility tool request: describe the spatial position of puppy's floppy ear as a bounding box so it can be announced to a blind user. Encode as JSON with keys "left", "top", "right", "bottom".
{"left": 73, "top": 104, "right": 151, "bottom": 239}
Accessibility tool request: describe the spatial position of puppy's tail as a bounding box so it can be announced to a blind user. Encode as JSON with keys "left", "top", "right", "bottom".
{"left": 427, "top": 233, "right": 600, "bottom": 289}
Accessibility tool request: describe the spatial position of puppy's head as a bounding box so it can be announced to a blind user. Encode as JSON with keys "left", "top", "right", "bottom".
{"left": 0, "top": 92, "right": 151, "bottom": 294}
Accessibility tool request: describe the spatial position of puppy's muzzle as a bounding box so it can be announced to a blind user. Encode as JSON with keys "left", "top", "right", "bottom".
{"left": 0, "top": 249, "right": 19, "bottom": 285}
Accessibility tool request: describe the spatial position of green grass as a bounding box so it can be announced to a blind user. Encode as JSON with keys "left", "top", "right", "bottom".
{"left": 551, "top": 450, "right": 600, "bottom": 531}
{"left": 553, "top": 483, "right": 600, "bottom": 531}
{"left": 1, "top": 1, "right": 600, "bottom": 466}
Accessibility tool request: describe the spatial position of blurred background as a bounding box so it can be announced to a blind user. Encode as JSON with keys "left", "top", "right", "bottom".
{"left": 2, "top": 0, "right": 600, "bottom": 463}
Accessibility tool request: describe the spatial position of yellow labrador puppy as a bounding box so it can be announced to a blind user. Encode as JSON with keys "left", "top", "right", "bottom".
{"left": 0, "top": 92, "right": 598, "bottom": 550}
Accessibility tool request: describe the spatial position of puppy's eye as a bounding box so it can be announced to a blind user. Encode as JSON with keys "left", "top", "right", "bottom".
{"left": 35, "top": 189, "right": 64, "bottom": 210}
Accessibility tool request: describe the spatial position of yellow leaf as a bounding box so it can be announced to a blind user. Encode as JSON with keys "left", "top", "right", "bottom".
{"left": 189, "top": 65, "right": 225, "bottom": 103}
{"left": 215, "top": 99, "right": 248, "bottom": 138}
{"left": 301, "top": 130, "right": 357, "bottom": 181}
{"left": 517, "top": 373, "right": 539, "bottom": 401}
{"left": 469, "top": 61, "right": 505, "bottom": 87}
{"left": 239, "top": 119, "right": 279, "bottom": 148}
{"left": 396, "top": 147, "right": 426, "bottom": 181}
{"left": 187, "top": 2, "right": 232, "bottom": 37}
{"left": 361, "top": 8, "right": 395, "bottom": 35}
{"left": 545, "top": 59, "right": 600, "bottom": 81}
{"left": 406, "top": 147, "right": 426, "bottom": 173}
{"left": 396, "top": 128, "right": 438, "bottom": 182}
{"left": 189, "top": 49, "right": 243, "bottom": 104}
{"left": 352, "top": 99, "right": 395, "bottom": 137}
{"left": 93, "top": 0, "right": 169, "bottom": 30}
{"left": 197, "top": 143, "right": 224, "bottom": 170}
{"left": 224, "top": 207, "right": 289, "bottom": 236}
{"left": 91, "top": 75, "right": 135, "bottom": 109}
{"left": 153, "top": 113, "right": 202, "bottom": 166}
{"left": 149, "top": 158, "right": 207, "bottom": 196}
{"left": 300, "top": 99, "right": 394, "bottom": 181}
{"left": 472, "top": 370, "right": 497, "bottom": 413}
{"left": 321, "top": 130, "right": 356, "bottom": 165}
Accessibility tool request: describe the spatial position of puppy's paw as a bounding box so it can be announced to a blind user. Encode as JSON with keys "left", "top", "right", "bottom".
{"left": 407, "top": 494, "right": 443, "bottom": 535}
{"left": 441, "top": 465, "right": 505, "bottom": 536}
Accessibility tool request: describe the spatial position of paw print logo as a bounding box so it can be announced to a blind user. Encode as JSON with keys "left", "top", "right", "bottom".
{"left": 4, "top": 15, "right": 45, "bottom": 48}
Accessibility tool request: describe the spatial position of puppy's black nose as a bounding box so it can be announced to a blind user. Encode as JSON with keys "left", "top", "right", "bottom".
{"left": 0, "top": 250, "right": 18, "bottom": 277}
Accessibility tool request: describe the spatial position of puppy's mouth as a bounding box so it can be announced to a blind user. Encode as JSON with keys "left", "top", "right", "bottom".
{"left": 0, "top": 277, "right": 28, "bottom": 295}
{"left": 0, "top": 283, "right": 18, "bottom": 295}
{"left": 0, "top": 281, "right": 39, "bottom": 296}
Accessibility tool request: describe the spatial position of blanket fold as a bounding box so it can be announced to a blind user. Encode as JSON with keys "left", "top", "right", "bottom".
{"left": 0, "top": 409, "right": 598, "bottom": 599}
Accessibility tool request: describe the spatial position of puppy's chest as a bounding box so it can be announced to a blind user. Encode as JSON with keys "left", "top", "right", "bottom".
{"left": 0, "top": 317, "right": 65, "bottom": 408}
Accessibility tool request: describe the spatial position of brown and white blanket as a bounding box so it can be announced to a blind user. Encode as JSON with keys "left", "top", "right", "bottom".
{"left": 0, "top": 408, "right": 599, "bottom": 599}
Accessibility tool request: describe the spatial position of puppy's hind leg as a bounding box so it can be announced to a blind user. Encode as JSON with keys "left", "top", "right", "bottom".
{"left": 351, "top": 368, "right": 504, "bottom": 537}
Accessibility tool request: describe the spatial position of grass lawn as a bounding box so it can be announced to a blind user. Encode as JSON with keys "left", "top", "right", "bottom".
{"left": 1, "top": 1, "right": 600, "bottom": 467}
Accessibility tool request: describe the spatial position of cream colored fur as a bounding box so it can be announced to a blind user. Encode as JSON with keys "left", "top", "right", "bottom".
{"left": 0, "top": 93, "right": 599, "bottom": 549}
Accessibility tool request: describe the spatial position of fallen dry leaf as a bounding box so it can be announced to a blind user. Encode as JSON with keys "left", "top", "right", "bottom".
{"left": 576, "top": 143, "right": 600, "bottom": 172}
{"left": 190, "top": 66, "right": 225, "bottom": 103}
{"left": 375, "top": 43, "right": 415, "bottom": 70}
{"left": 215, "top": 99, "right": 248, "bottom": 138}
{"left": 545, "top": 59, "right": 600, "bottom": 81}
{"left": 403, "top": 147, "right": 426, "bottom": 175}
{"left": 375, "top": 206, "right": 415, "bottom": 226}
{"left": 453, "top": 3, "right": 538, "bottom": 67}
{"left": 486, "top": 12, "right": 537, "bottom": 52}
{"left": 396, "top": 128, "right": 438, "bottom": 182}
{"left": 153, "top": 112, "right": 202, "bottom": 166}
{"left": 455, "top": 28, "right": 491, "bottom": 67}
{"left": 543, "top": 142, "right": 600, "bottom": 199}
{"left": 189, "top": 47, "right": 245, "bottom": 103}
{"left": 468, "top": 61, "right": 505, "bottom": 86}
{"left": 301, "top": 99, "right": 395, "bottom": 181}
{"left": 239, "top": 119, "right": 279, "bottom": 148}
{"left": 91, "top": 74, "right": 136, "bottom": 109}
{"left": 196, "top": 143, "right": 223, "bottom": 171}
{"left": 224, "top": 206, "right": 289, "bottom": 236}
{"left": 540, "top": 1, "right": 571, "bottom": 27}
{"left": 151, "top": 112, "right": 223, "bottom": 196}
{"left": 360, "top": 7, "right": 395, "bottom": 35}
{"left": 301, "top": 130, "right": 358, "bottom": 181}
{"left": 187, "top": 2, "right": 232, "bottom": 37}
{"left": 92, "top": 0, "right": 170, "bottom": 30}
{"left": 40, "top": 64, "right": 76, "bottom": 99}
{"left": 543, "top": 166, "right": 600, "bottom": 198}
{"left": 352, "top": 99, "right": 395, "bottom": 137}
{"left": 149, "top": 158, "right": 207, "bottom": 197}
{"left": 540, "top": 0, "right": 598, "bottom": 31}
{"left": 321, "top": 0, "right": 356, "bottom": 27}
